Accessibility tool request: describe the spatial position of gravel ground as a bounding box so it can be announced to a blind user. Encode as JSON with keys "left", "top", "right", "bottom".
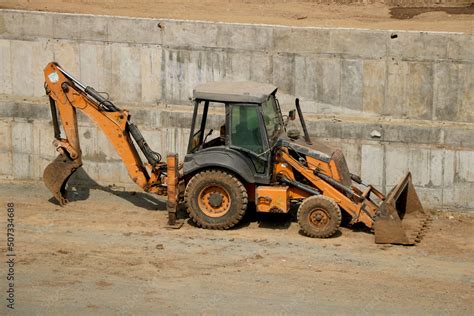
{"left": 0, "top": 181, "right": 472, "bottom": 314}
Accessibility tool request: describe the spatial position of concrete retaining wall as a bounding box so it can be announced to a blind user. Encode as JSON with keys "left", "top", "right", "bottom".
{"left": 0, "top": 10, "right": 472, "bottom": 210}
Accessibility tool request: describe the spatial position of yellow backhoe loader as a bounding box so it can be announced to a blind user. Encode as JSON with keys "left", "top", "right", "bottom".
{"left": 42, "top": 62, "right": 430, "bottom": 244}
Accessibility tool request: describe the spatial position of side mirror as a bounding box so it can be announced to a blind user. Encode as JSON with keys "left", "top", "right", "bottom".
{"left": 288, "top": 110, "right": 296, "bottom": 121}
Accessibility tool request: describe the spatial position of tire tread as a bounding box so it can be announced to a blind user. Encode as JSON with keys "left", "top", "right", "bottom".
{"left": 297, "top": 195, "right": 342, "bottom": 238}
{"left": 184, "top": 169, "right": 247, "bottom": 230}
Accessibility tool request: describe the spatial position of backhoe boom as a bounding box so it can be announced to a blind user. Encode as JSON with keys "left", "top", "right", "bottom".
{"left": 43, "top": 62, "right": 166, "bottom": 205}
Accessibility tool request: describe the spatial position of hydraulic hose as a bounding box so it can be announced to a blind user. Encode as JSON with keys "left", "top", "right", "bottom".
{"left": 128, "top": 123, "right": 161, "bottom": 166}
{"left": 48, "top": 97, "right": 61, "bottom": 139}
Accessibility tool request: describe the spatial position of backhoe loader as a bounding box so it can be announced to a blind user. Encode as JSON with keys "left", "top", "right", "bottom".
{"left": 42, "top": 62, "right": 430, "bottom": 245}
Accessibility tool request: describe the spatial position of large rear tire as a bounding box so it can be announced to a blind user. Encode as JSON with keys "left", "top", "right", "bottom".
{"left": 297, "top": 195, "right": 341, "bottom": 238}
{"left": 185, "top": 170, "right": 248, "bottom": 230}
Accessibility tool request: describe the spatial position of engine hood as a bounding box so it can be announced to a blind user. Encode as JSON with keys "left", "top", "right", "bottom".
{"left": 276, "top": 135, "right": 352, "bottom": 187}
{"left": 276, "top": 136, "right": 334, "bottom": 163}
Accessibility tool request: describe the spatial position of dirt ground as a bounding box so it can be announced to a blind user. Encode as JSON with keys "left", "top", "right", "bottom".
{"left": 0, "top": 0, "right": 473, "bottom": 33}
{"left": 0, "top": 181, "right": 473, "bottom": 314}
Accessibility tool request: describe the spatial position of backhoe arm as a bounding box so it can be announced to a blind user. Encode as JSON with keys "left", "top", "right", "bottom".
{"left": 43, "top": 62, "right": 166, "bottom": 205}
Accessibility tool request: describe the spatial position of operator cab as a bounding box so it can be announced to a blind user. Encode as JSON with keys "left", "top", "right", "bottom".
{"left": 184, "top": 81, "right": 284, "bottom": 184}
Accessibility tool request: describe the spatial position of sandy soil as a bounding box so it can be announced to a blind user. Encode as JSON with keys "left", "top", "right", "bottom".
{"left": 0, "top": 181, "right": 473, "bottom": 314}
{"left": 0, "top": 0, "right": 473, "bottom": 32}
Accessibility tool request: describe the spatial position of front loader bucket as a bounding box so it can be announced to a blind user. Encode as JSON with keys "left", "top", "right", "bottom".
{"left": 374, "top": 173, "right": 430, "bottom": 245}
{"left": 43, "top": 154, "right": 82, "bottom": 206}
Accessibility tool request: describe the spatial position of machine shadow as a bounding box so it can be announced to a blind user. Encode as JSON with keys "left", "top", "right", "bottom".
{"left": 254, "top": 213, "right": 293, "bottom": 230}
{"left": 185, "top": 204, "right": 293, "bottom": 230}
{"left": 240, "top": 204, "right": 293, "bottom": 230}
{"left": 60, "top": 167, "right": 167, "bottom": 211}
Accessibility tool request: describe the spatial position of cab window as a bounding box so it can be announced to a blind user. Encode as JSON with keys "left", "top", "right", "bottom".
{"left": 230, "top": 105, "right": 264, "bottom": 154}
{"left": 261, "top": 95, "right": 283, "bottom": 145}
{"left": 188, "top": 101, "right": 225, "bottom": 153}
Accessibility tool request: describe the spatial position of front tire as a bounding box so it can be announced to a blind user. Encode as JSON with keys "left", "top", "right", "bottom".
{"left": 297, "top": 195, "right": 342, "bottom": 238}
{"left": 185, "top": 170, "right": 248, "bottom": 230}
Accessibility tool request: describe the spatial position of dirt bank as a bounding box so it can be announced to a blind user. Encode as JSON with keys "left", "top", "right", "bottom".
{"left": 0, "top": 0, "right": 473, "bottom": 32}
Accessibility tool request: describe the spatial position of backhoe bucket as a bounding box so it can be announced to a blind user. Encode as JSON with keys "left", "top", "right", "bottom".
{"left": 373, "top": 173, "right": 430, "bottom": 245}
{"left": 43, "top": 154, "right": 82, "bottom": 206}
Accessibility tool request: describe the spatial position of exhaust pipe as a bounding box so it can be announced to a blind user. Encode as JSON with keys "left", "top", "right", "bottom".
{"left": 295, "top": 98, "right": 312, "bottom": 145}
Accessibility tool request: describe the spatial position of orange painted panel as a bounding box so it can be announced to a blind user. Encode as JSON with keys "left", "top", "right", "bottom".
{"left": 256, "top": 186, "right": 289, "bottom": 213}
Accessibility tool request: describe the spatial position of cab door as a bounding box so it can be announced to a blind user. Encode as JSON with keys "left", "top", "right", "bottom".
{"left": 228, "top": 104, "right": 269, "bottom": 174}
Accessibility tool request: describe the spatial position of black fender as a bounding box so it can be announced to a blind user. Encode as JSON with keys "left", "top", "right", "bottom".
{"left": 183, "top": 148, "right": 257, "bottom": 183}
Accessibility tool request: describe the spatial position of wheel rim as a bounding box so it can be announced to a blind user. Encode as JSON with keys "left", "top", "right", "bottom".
{"left": 197, "top": 185, "right": 231, "bottom": 218}
{"left": 308, "top": 208, "right": 330, "bottom": 229}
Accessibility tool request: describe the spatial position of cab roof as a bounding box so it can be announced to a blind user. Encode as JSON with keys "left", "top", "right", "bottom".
{"left": 193, "top": 81, "right": 278, "bottom": 104}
